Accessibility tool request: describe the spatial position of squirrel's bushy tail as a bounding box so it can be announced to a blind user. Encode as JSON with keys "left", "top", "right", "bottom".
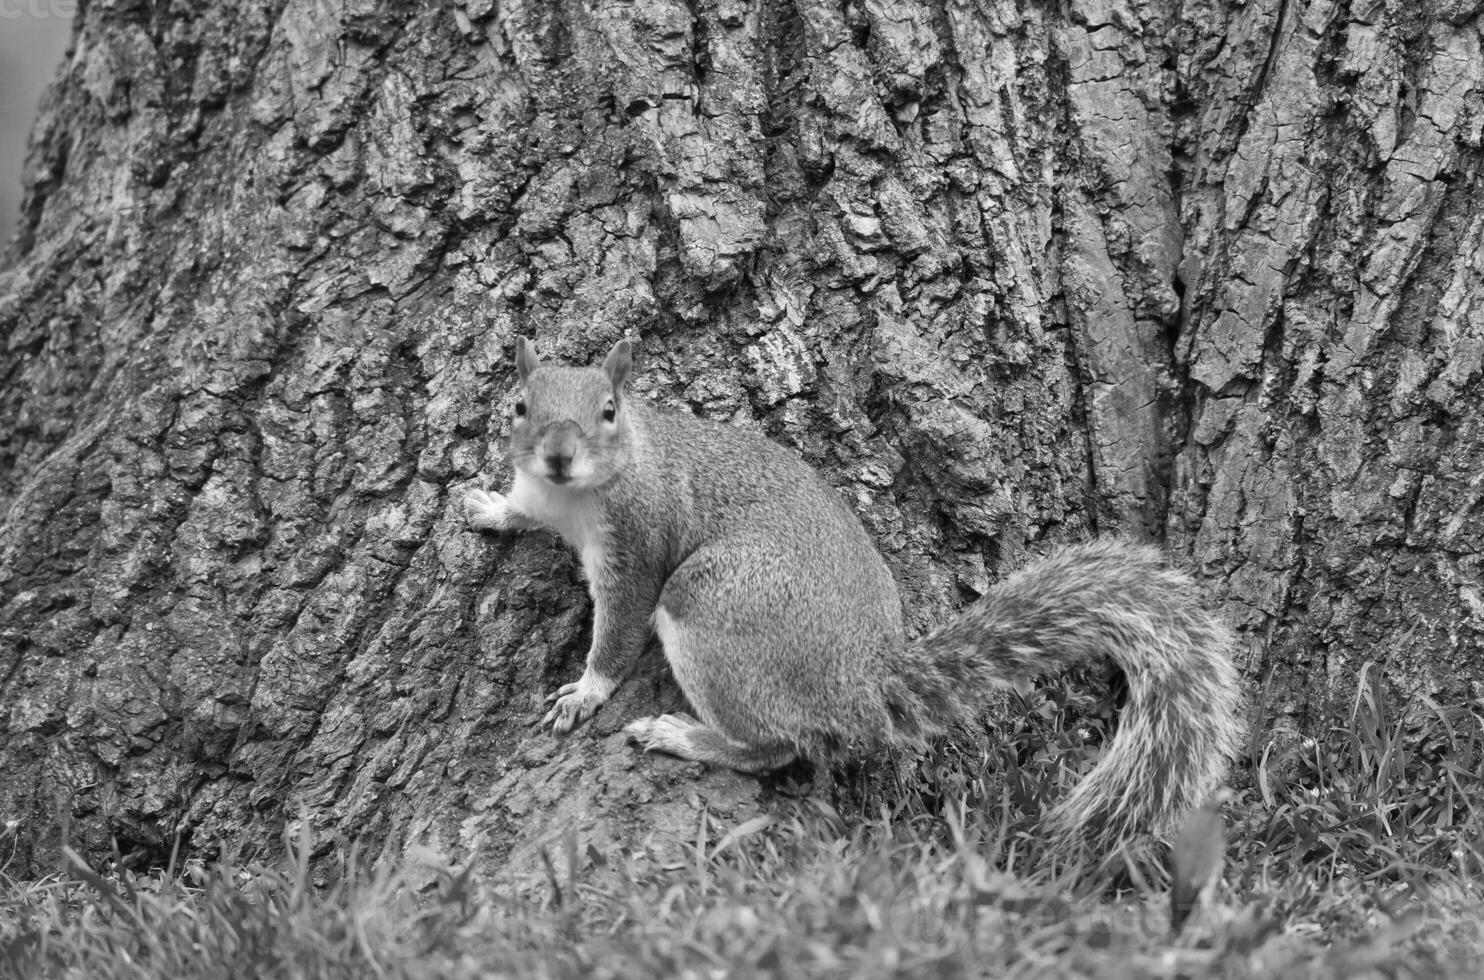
{"left": 880, "top": 540, "right": 1240, "bottom": 858}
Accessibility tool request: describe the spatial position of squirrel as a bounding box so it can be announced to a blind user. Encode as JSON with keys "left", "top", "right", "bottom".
{"left": 466, "top": 337, "right": 1241, "bottom": 858}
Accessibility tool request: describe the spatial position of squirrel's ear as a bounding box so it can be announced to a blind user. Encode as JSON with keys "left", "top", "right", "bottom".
{"left": 602, "top": 339, "right": 633, "bottom": 390}
{"left": 515, "top": 336, "right": 540, "bottom": 383}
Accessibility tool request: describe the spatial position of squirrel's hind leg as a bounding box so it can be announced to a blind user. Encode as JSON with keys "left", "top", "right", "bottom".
{"left": 625, "top": 713, "right": 796, "bottom": 773}
{"left": 623, "top": 596, "right": 800, "bottom": 773}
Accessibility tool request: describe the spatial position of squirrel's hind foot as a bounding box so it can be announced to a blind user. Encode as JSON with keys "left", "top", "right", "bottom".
{"left": 625, "top": 713, "right": 796, "bottom": 773}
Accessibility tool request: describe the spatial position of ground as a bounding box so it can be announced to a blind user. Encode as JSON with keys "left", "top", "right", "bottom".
{"left": 2, "top": 668, "right": 1480, "bottom": 979}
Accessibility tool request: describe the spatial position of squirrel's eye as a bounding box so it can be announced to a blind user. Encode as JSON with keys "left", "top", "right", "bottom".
{"left": 514, "top": 400, "right": 527, "bottom": 418}
{"left": 602, "top": 401, "right": 616, "bottom": 423}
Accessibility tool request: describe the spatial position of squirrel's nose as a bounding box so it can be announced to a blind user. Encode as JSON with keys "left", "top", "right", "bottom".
{"left": 540, "top": 421, "right": 580, "bottom": 483}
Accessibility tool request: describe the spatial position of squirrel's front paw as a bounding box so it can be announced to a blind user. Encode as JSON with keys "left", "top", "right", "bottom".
{"left": 542, "top": 670, "right": 618, "bottom": 733}
{"left": 465, "top": 488, "right": 510, "bottom": 532}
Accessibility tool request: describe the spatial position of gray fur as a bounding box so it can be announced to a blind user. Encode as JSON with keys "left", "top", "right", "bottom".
{"left": 467, "top": 339, "right": 1242, "bottom": 857}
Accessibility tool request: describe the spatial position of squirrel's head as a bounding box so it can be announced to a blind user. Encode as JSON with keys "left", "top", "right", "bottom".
{"left": 506, "top": 337, "right": 633, "bottom": 490}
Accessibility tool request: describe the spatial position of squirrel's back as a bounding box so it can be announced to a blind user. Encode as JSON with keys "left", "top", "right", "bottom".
{"left": 625, "top": 402, "right": 879, "bottom": 556}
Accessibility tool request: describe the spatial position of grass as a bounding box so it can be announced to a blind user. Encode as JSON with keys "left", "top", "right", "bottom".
{"left": 3, "top": 663, "right": 1482, "bottom": 980}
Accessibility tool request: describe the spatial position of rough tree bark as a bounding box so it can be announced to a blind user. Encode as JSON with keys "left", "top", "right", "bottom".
{"left": 1, "top": 0, "right": 1480, "bottom": 877}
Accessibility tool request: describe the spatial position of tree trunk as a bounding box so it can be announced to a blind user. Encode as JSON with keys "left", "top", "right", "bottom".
{"left": 2, "top": 0, "right": 1480, "bottom": 876}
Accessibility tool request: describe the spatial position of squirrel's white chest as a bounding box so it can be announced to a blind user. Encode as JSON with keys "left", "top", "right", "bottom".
{"left": 508, "top": 469, "right": 609, "bottom": 583}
